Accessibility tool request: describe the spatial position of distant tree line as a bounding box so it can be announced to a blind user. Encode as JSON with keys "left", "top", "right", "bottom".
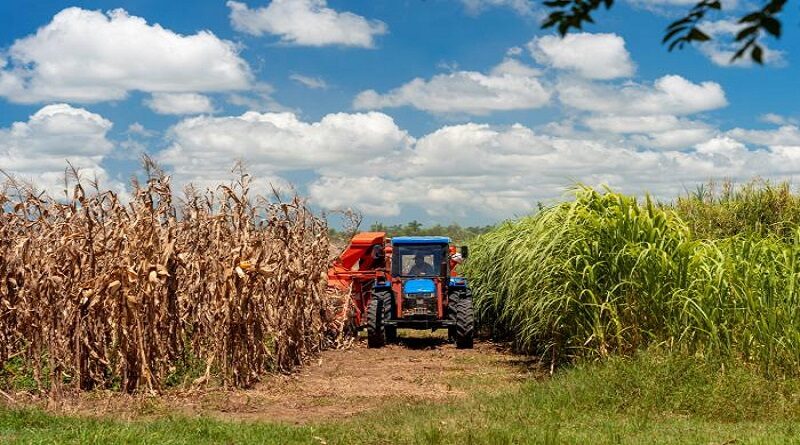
{"left": 328, "top": 220, "right": 495, "bottom": 244}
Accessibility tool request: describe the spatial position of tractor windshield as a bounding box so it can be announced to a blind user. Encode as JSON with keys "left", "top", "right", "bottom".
{"left": 393, "top": 244, "right": 446, "bottom": 277}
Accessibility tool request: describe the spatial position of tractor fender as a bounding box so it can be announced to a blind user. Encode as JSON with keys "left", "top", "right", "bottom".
{"left": 448, "top": 277, "right": 469, "bottom": 289}
{"left": 373, "top": 280, "right": 391, "bottom": 290}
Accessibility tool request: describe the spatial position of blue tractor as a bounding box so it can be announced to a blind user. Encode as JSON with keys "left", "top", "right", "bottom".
{"left": 328, "top": 233, "right": 474, "bottom": 349}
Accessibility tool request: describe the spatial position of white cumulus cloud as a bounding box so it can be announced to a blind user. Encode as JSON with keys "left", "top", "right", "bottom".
{"left": 353, "top": 59, "right": 550, "bottom": 115}
{"left": 584, "top": 115, "right": 715, "bottom": 150}
{"left": 307, "top": 122, "right": 800, "bottom": 218}
{"left": 727, "top": 125, "right": 800, "bottom": 146}
{"left": 529, "top": 33, "right": 635, "bottom": 79}
{"left": 289, "top": 74, "right": 328, "bottom": 89}
{"left": 145, "top": 93, "right": 215, "bottom": 115}
{"left": 760, "top": 113, "right": 797, "bottom": 126}
{"left": 625, "top": 0, "right": 739, "bottom": 14}
{"left": 460, "top": 0, "right": 536, "bottom": 16}
{"left": 0, "top": 7, "right": 252, "bottom": 104}
{"left": 227, "top": 0, "right": 387, "bottom": 47}
{"left": 158, "top": 110, "right": 413, "bottom": 186}
{"left": 559, "top": 75, "right": 727, "bottom": 116}
{"left": 0, "top": 104, "right": 120, "bottom": 194}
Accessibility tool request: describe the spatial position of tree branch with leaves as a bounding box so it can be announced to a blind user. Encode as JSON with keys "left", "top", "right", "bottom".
{"left": 542, "top": 0, "right": 788, "bottom": 64}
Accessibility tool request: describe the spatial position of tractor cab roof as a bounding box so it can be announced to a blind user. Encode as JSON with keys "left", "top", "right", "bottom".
{"left": 391, "top": 236, "right": 451, "bottom": 245}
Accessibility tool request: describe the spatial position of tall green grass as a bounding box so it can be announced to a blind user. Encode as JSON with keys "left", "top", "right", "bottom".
{"left": 464, "top": 185, "right": 800, "bottom": 376}
{"left": 676, "top": 179, "right": 800, "bottom": 240}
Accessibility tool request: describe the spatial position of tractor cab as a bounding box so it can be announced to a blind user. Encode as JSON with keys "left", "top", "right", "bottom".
{"left": 389, "top": 237, "right": 451, "bottom": 318}
{"left": 392, "top": 237, "right": 450, "bottom": 277}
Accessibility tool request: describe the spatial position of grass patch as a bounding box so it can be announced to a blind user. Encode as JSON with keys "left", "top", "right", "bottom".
{"left": 3, "top": 351, "right": 800, "bottom": 444}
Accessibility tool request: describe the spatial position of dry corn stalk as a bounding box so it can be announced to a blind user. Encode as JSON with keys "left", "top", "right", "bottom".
{"left": 0, "top": 165, "right": 339, "bottom": 393}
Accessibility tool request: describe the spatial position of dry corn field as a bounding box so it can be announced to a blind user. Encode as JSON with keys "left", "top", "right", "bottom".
{"left": 0, "top": 165, "right": 342, "bottom": 394}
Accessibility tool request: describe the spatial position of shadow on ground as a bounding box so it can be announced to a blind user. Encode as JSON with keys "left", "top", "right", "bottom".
{"left": 395, "top": 335, "right": 450, "bottom": 350}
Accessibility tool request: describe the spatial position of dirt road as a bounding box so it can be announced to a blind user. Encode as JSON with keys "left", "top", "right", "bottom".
{"left": 26, "top": 332, "right": 537, "bottom": 424}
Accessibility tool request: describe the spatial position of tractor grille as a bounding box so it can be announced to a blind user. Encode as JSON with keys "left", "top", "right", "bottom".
{"left": 402, "top": 293, "right": 436, "bottom": 316}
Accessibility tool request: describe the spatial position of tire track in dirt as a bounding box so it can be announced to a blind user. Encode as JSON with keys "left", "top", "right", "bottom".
{"left": 205, "top": 334, "right": 539, "bottom": 423}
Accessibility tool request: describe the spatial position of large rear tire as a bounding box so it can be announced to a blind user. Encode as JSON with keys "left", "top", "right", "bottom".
{"left": 367, "top": 289, "right": 394, "bottom": 348}
{"left": 455, "top": 295, "right": 474, "bottom": 349}
{"left": 379, "top": 289, "right": 398, "bottom": 343}
{"left": 366, "top": 296, "right": 385, "bottom": 348}
{"left": 447, "top": 291, "right": 460, "bottom": 342}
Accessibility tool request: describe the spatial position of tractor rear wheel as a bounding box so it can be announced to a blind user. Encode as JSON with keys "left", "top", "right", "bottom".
{"left": 367, "top": 289, "right": 394, "bottom": 348}
{"left": 447, "top": 291, "right": 460, "bottom": 342}
{"left": 366, "top": 296, "right": 385, "bottom": 348}
{"left": 455, "top": 296, "right": 474, "bottom": 349}
{"left": 379, "top": 290, "right": 398, "bottom": 343}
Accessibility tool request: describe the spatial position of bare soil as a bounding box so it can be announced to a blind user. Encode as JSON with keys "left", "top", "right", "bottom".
{"left": 6, "top": 332, "right": 540, "bottom": 424}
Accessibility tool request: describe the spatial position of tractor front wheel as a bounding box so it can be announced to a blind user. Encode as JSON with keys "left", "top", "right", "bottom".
{"left": 454, "top": 296, "right": 474, "bottom": 349}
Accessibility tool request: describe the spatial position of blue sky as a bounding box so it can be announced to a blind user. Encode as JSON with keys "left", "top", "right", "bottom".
{"left": 1, "top": 0, "right": 799, "bottom": 225}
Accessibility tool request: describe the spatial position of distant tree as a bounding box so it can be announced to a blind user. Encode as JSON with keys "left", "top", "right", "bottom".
{"left": 370, "top": 222, "right": 388, "bottom": 232}
{"left": 406, "top": 220, "right": 423, "bottom": 234}
{"left": 543, "top": 0, "right": 787, "bottom": 64}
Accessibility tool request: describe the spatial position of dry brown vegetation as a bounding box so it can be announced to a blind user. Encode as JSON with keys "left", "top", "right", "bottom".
{"left": 0, "top": 162, "right": 339, "bottom": 394}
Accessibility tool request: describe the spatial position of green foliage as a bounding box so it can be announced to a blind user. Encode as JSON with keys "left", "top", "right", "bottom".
{"left": 674, "top": 179, "right": 800, "bottom": 240}
{"left": 369, "top": 221, "right": 494, "bottom": 243}
{"left": 1, "top": 358, "right": 41, "bottom": 392}
{"left": 464, "top": 184, "right": 800, "bottom": 377}
{"left": 163, "top": 348, "right": 207, "bottom": 388}
{"left": 540, "top": 351, "right": 800, "bottom": 422}
{"left": 329, "top": 221, "right": 493, "bottom": 244}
